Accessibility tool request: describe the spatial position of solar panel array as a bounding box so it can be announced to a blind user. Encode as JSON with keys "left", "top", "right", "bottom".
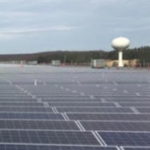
{"left": 0, "top": 65, "right": 150, "bottom": 150}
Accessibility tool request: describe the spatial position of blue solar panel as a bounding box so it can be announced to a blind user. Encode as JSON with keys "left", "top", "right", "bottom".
{"left": 57, "top": 107, "right": 132, "bottom": 113}
{"left": 0, "top": 66, "right": 150, "bottom": 149}
{"left": 99, "top": 132, "right": 150, "bottom": 146}
{"left": 0, "top": 130, "right": 100, "bottom": 145}
{"left": 49, "top": 102, "right": 115, "bottom": 107}
{"left": 124, "top": 148, "right": 150, "bottom": 150}
{"left": 0, "top": 145, "right": 118, "bottom": 150}
{"left": 81, "top": 121, "right": 150, "bottom": 131}
{"left": 0, "top": 113, "right": 64, "bottom": 120}
{"left": 0, "top": 106, "right": 52, "bottom": 112}
{"left": 0, "top": 120, "right": 79, "bottom": 130}
{"left": 0, "top": 102, "right": 43, "bottom": 106}
{"left": 68, "top": 113, "right": 150, "bottom": 121}
{"left": 137, "top": 108, "right": 150, "bottom": 113}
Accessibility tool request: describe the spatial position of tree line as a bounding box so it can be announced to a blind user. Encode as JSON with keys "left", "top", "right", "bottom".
{"left": 0, "top": 46, "right": 150, "bottom": 65}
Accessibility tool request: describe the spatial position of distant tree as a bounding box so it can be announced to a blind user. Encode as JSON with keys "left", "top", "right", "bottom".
{"left": 0, "top": 46, "right": 150, "bottom": 65}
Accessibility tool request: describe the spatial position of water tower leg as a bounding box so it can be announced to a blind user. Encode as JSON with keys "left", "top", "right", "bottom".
{"left": 118, "top": 51, "right": 124, "bottom": 67}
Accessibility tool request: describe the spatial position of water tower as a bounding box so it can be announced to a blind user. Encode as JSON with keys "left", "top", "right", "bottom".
{"left": 112, "top": 37, "right": 130, "bottom": 67}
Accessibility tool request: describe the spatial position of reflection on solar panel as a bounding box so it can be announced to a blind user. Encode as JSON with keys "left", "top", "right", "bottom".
{"left": 0, "top": 65, "right": 150, "bottom": 149}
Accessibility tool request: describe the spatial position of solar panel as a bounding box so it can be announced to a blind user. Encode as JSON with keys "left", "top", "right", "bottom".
{"left": 0, "top": 96, "right": 33, "bottom": 98}
{"left": 68, "top": 113, "right": 150, "bottom": 121}
{"left": 0, "top": 66, "right": 150, "bottom": 149}
{"left": 99, "top": 132, "right": 150, "bottom": 146}
{"left": 0, "top": 120, "right": 78, "bottom": 130}
{"left": 124, "top": 148, "right": 150, "bottom": 150}
{"left": 49, "top": 102, "right": 115, "bottom": 107}
{"left": 0, "top": 107, "right": 52, "bottom": 112}
{"left": 119, "top": 102, "right": 150, "bottom": 107}
{"left": 44, "top": 99, "right": 101, "bottom": 102}
{"left": 0, "top": 99, "right": 37, "bottom": 102}
{"left": 0, "top": 145, "right": 118, "bottom": 150}
{"left": 0, "top": 112, "right": 64, "bottom": 120}
{"left": 81, "top": 121, "right": 150, "bottom": 131}
{"left": 137, "top": 108, "right": 150, "bottom": 113}
{"left": 0, "top": 130, "right": 100, "bottom": 145}
{"left": 57, "top": 107, "right": 132, "bottom": 113}
{"left": 0, "top": 102, "right": 43, "bottom": 107}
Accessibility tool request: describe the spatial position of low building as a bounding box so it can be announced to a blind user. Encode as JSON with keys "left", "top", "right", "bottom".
{"left": 27, "top": 61, "right": 38, "bottom": 65}
{"left": 106, "top": 59, "right": 139, "bottom": 67}
{"left": 91, "top": 59, "right": 106, "bottom": 68}
{"left": 51, "top": 60, "right": 61, "bottom": 66}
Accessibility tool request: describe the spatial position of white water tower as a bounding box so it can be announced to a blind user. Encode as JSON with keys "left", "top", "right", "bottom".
{"left": 112, "top": 37, "right": 130, "bottom": 67}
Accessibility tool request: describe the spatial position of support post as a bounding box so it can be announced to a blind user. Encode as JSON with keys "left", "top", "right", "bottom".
{"left": 118, "top": 51, "right": 124, "bottom": 67}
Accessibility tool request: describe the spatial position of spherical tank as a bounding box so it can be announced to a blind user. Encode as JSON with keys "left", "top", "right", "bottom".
{"left": 112, "top": 37, "right": 130, "bottom": 50}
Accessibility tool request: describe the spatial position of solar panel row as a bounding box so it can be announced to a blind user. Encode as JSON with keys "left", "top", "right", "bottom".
{"left": 67, "top": 113, "right": 150, "bottom": 121}
{"left": 56, "top": 107, "right": 133, "bottom": 113}
{"left": 0, "top": 113, "right": 64, "bottom": 120}
{"left": 0, "top": 145, "right": 118, "bottom": 150}
{"left": 0, "top": 130, "right": 99, "bottom": 145}
{"left": 0, "top": 107, "right": 52, "bottom": 112}
{"left": 0, "top": 120, "right": 78, "bottom": 130}
{"left": 0, "top": 66, "right": 150, "bottom": 150}
{"left": 99, "top": 132, "right": 150, "bottom": 146}
{"left": 81, "top": 121, "right": 150, "bottom": 131}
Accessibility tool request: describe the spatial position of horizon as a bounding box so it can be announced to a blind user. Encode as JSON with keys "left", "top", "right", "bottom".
{"left": 0, "top": 0, "right": 150, "bottom": 54}
{"left": 0, "top": 45, "right": 149, "bottom": 55}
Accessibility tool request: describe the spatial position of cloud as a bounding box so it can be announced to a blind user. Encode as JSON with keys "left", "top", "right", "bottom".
{"left": 0, "top": 0, "right": 149, "bottom": 52}
{"left": 90, "top": 0, "right": 119, "bottom": 4}
{"left": 0, "top": 0, "right": 24, "bottom": 3}
{"left": 0, "top": 25, "right": 76, "bottom": 39}
{"left": 2, "top": 25, "right": 75, "bottom": 34}
{"left": 0, "top": 11, "right": 37, "bottom": 17}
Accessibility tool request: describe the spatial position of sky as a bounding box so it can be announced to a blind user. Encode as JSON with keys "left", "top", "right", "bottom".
{"left": 0, "top": 0, "right": 149, "bottom": 54}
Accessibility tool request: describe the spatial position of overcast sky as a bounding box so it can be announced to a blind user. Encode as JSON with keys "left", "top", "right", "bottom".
{"left": 0, "top": 0, "right": 149, "bottom": 54}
